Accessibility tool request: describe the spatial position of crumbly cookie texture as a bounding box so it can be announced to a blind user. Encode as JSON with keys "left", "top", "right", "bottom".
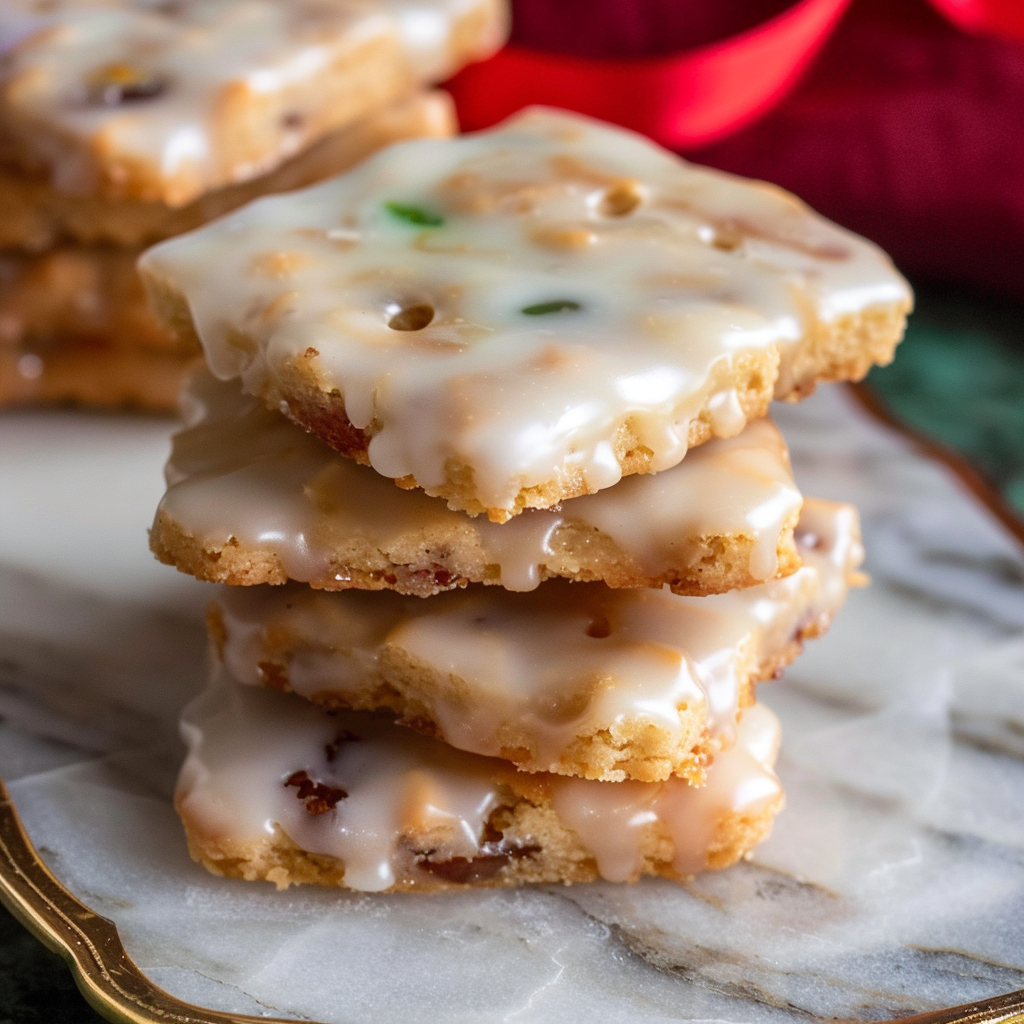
{"left": 208, "top": 498, "right": 862, "bottom": 783}
{"left": 141, "top": 108, "right": 912, "bottom": 521}
{"left": 0, "top": 91, "right": 456, "bottom": 250}
{"left": 150, "top": 370, "right": 803, "bottom": 596}
{"left": 0, "top": 0, "right": 505, "bottom": 205}
{"left": 177, "top": 674, "right": 784, "bottom": 891}
{"left": 0, "top": 92, "right": 457, "bottom": 410}
{"left": 0, "top": 244, "right": 184, "bottom": 355}
{"left": 0, "top": 345, "right": 198, "bottom": 409}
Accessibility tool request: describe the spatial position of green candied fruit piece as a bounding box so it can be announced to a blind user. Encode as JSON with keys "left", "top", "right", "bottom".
{"left": 521, "top": 300, "right": 582, "bottom": 316}
{"left": 384, "top": 201, "right": 444, "bottom": 227}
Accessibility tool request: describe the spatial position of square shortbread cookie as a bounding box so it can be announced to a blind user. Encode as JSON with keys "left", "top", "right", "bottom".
{"left": 0, "top": 91, "right": 456, "bottom": 408}
{"left": 207, "top": 498, "right": 863, "bottom": 783}
{"left": 177, "top": 672, "right": 784, "bottom": 891}
{"left": 141, "top": 108, "right": 912, "bottom": 520}
{"left": 152, "top": 369, "right": 804, "bottom": 596}
{"left": 0, "top": 0, "right": 505, "bottom": 205}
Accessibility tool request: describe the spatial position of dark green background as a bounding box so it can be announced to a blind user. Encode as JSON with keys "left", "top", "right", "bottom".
{"left": 868, "top": 287, "right": 1024, "bottom": 514}
{"left": 2, "top": 283, "right": 1023, "bottom": 1024}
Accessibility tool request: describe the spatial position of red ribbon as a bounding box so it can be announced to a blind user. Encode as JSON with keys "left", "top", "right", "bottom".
{"left": 445, "top": 0, "right": 1024, "bottom": 149}
{"left": 930, "top": 0, "right": 1024, "bottom": 37}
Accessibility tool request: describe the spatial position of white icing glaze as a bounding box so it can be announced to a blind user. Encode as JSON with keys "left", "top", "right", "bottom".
{"left": 159, "top": 370, "right": 803, "bottom": 591}
{"left": 212, "top": 498, "right": 861, "bottom": 777}
{"left": 550, "top": 701, "right": 782, "bottom": 881}
{"left": 177, "top": 670, "right": 782, "bottom": 890}
{"left": 0, "top": 0, "right": 500, "bottom": 202}
{"left": 141, "top": 108, "right": 910, "bottom": 513}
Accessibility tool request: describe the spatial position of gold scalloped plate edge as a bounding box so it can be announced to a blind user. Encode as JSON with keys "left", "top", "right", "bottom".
{"left": 1, "top": 383, "right": 1024, "bottom": 1024}
{"left": 0, "top": 779, "right": 319, "bottom": 1024}
{"left": 5, "top": 761, "right": 1023, "bottom": 1024}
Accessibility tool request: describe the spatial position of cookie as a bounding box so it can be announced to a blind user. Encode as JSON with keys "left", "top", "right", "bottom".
{"left": 0, "top": 239, "right": 194, "bottom": 409}
{"left": 0, "top": 345, "right": 198, "bottom": 409}
{"left": 151, "top": 370, "right": 803, "bottom": 595}
{"left": 177, "top": 671, "right": 784, "bottom": 891}
{"left": 0, "top": 91, "right": 456, "bottom": 250}
{"left": 206, "top": 498, "right": 862, "bottom": 782}
{"left": 0, "top": 92, "right": 457, "bottom": 409}
{"left": 0, "top": 244, "right": 184, "bottom": 356}
{"left": 141, "top": 108, "right": 912, "bottom": 521}
{"left": 0, "top": 0, "right": 505, "bottom": 206}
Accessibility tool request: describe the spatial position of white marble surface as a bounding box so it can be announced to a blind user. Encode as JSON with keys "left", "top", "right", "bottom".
{"left": 2, "top": 387, "right": 1024, "bottom": 1023}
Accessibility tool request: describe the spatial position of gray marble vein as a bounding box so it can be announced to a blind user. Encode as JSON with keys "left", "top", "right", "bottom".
{"left": 1, "top": 384, "right": 1024, "bottom": 1023}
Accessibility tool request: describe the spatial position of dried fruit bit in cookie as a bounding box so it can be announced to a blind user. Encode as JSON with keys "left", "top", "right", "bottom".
{"left": 152, "top": 371, "right": 807, "bottom": 597}
{"left": 384, "top": 202, "right": 444, "bottom": 227}
{"left": 521, "top": 299, "right": 582, "bottom": 315}
{"left": 140, "top": 109, "right": 912, "bottom": 519}
{"left": 417, "top": 840, "right": 540, "bottom": 884}
{"left": 208, "top": 498, "right": 863, "bottom": 783}
{"left": 86, "top": 63, "right": 167, "bottom": 106}
{"left": 176, "top": 678, "right": 785, "bottom": 890}
{"left": 6, "top": 0, "right": 505, "bottom": 207}
{"left": 284, "top": 770, "right": 348, "bottom": 815}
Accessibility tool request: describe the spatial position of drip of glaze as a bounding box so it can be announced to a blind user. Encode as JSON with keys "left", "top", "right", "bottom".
{"left": 142, "top": 108, "right": 910, "bottom": 511}
{"left": 212, "top": 498, "right": 861, "bottom": 777}
{"left": 475, "top": 512, "right": 561, "bottom": 591}
{"left": 0, "top": 0, "right": 493, "bottom": 202}
{"left": 550, "top": 702, "right": 782, "bottom": 881}
{"left": 176, "top": 673, "right": 782, "bottom": 890}
{"left": 158, "top": 371, "right": 803, "bottom": 592}
{"left": 706, "top": 388, "right": 747, "bottom": 437}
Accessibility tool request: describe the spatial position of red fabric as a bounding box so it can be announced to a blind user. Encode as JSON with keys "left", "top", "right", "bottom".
{"left": 694, "top": 0, "right": 1024, "bottom": 295}
{"left": 444, "top": 0, "right": 1024, "bottom": 294}
{"left": 505, "top": 1, "right": 795, "bottom": 57}
{"left": 449, "top": 0, "right": 1024, "bottom": 145}
{"left": 929, "top": 0, "right": 1024, "bottom": 39}
{"left": 449, "top": 0, "right": 853, "bottom": 147}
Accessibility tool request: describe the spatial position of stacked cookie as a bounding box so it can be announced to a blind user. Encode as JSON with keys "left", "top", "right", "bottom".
{"left": 141, "top": 109, "right": 911, "bottom": 892}
{"left": 0, "top": 0, "right": 507, "bottom": 408}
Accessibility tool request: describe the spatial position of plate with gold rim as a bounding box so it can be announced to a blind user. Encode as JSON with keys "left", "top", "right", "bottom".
{"left": 2, "top": 383, "right": 1024, "bottom": 1024}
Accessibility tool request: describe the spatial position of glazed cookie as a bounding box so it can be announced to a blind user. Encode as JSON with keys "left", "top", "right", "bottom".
{"left": 0, "top": 244, "right": 183, "bottom": 356}
{"left": 0, "top": 0, "right": 505, "bottom": 205}
{"left": 141, "top": 108, "right": 912, "bottom": 521}
{"left": 0, "top": 345, "right": 198, "bottom": 409}
{"left": 0, "top": 241, "right": 196, "bottom": 407}
{"left": 0, "top": 92, "right": 456, "bottom": 409}
{"left": 207, "top": 498, "right": 863, "bottom": 783}
{"left": 0, "top": 91, "right": 456, "bottom": 250}
{"left": 151, "top": 370, "right": 803, "bottom": 595}
{"left": 177, "top": 672, "right": 784, "bottom": 891}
